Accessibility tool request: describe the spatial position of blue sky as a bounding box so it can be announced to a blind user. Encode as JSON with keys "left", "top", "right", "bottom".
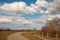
{"left": 0, "top": 0, "right": 36, "bottom": 6}
{"left": 45, "top": 0, "right": 53, "bottom": 2}
{"left": 0, "top": 0, "right": 60, "bottom": 30}
{"left": 21, "top": 14, "right": 44, "bottom": 19}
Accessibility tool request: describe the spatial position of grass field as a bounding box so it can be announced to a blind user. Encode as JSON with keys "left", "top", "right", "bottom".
{"left": 0, "top": 31, "right": 19, "bottom": 40}
{"left": 0, "top": 30, "right": 60, "bottom": 40}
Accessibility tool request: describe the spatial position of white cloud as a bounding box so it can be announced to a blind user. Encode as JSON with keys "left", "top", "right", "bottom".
{"left": 0, "top": 18, "right": 12, "bottom": 22}
{"left": 0, "top": 2, "right": 27, "bottom": 13}
{"left": 0, "top": 16, "right": 34, "bottom": 30}
{"left": 54, "top": 0, "right": 60, "bottom": 3}
{"left": 36, "top": 0, "right": 48, "bottom": 7}
{"left": 0, "top": 17, "right": 13, "bottom": 22}
{"left": 0, "top": 13, "right": 60, "bottom": 30}
{"left": 0, "top": 16, "right": 32, "bottom": 24}
{"left": 48, "top": 14, "right": 60, "bottom": 21}
{"left": 16, "top": 19, "right": 33, "bottom": 24}
{"left": 0, "top": 15, "right": 52, "bottom": 30}
{"left": 0, "top": 0, "right": 60, "bottom": 14}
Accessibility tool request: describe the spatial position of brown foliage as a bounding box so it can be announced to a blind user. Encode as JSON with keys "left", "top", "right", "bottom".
{"left": 41, "top": 17, "right": 60, "bottom": 37}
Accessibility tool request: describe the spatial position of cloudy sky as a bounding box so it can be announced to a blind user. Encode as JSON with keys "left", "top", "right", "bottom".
{"left": 0, "top": 0, "right": 60, "bottom": 30}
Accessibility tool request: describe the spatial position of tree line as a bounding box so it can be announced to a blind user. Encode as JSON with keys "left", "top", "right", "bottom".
{"left": 40, "top": 17, "right": 60, "bottom": 38}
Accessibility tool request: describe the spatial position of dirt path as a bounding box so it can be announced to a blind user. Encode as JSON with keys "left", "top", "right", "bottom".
{"left": 0, "top": 31, "right": 59, "bottom": 40}
{"left": 7, "top": 32, "right": 29, "bottom": 40}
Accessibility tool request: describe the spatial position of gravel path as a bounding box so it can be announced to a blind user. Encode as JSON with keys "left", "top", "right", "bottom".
{"left": 7, "top": 32, "right": 29, "bottom": 40}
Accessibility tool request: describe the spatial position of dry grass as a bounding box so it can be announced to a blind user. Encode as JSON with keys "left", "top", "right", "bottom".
{"left": 46, "top": 37, "right": 60, "bottom": 40}
{"left": 0, "top": 31, "right": 19, "bottom": 40}
{"left": 0, "top": 30, "right": 60, "bottom": 40}
{"left": 21, "top": 31, "right": 43, "bottom": 40}
{"left": 0, "top": 30, "right": 38, "bottom": 40}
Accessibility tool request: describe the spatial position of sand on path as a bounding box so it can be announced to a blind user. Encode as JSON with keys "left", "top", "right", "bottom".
{"left": 7, "top": 32, "right": 29, "bottom": 40}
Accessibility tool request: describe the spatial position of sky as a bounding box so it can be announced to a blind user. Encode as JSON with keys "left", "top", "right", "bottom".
{"left": 0, "top": 0, "right": 36, "bottom": 6}
{"left": 0, "top": 0, "right": 60, "bottom": 30}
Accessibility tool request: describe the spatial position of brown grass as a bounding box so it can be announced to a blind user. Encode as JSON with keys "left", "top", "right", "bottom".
{"left": 0, "top": 30, "right": 60, "bottom": 40}
{"left": 0, "top": 31, "right": 19, "bottom": 40}
{"left": 0, "top": 30, "right": 38, "bottom": 40}
{"left": 21, "top": 31, "right": 43, "bottom": 40}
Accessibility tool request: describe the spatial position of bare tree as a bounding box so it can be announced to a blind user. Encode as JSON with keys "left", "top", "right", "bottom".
{"left": 41, "top": 17, "right": 60, "bottom": 38}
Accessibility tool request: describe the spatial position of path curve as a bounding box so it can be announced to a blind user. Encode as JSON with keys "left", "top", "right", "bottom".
{"left": 7, "top": 32, "right": 29, "bottom": 40}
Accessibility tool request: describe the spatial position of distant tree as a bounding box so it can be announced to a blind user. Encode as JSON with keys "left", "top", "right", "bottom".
{"left": 41, "top": 17, "right": 60, "bottom": 37}
{"left": 0, "top": 28, "right": 2, "bottom": 31}
{"left": 5, "top": 28, "right": 11, "bottom": 31}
